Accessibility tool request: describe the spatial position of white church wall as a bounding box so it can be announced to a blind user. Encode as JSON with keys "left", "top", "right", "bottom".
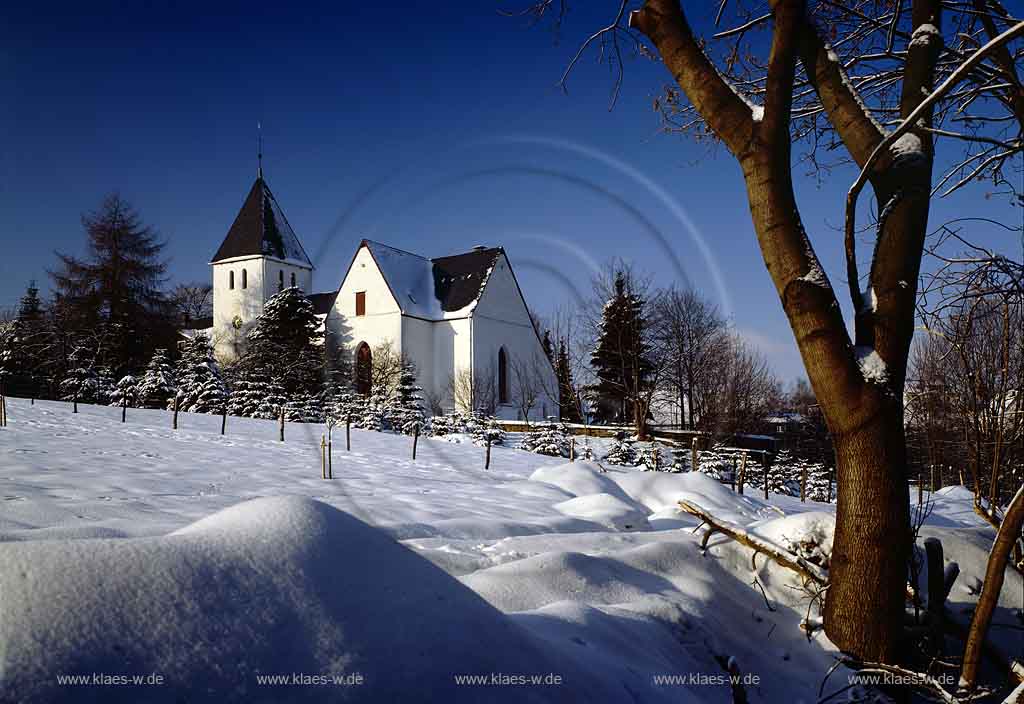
{"left": 472, "top": 254, "right": 557, "bottom": 421}
{"left": 327, "top": 245, "right": 402, "bottom": 368}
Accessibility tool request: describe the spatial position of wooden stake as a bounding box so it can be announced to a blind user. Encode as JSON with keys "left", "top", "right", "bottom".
{"left": 485, "top": 437, "right": 492, "bottom": 470}
{"left": 924, "top": 538, "right": 946, "bottom": 655}
{"left": 73, "top": 392, "right": 79, "bottom": 414}
{"left": 569, "top": 436, "right": 575, "bottom": 462}
{"left": 691, "top": 437, "right": 699, "bottom": 472}
{"left": 730, "top": 455, "right": 736, "bottom": 491}
{"left": 737, "top": 452, "right": 747, "bottom": 495}
{"left": 918, "top": 470, "right": 924, "bottom": 505}
{"left": 931, "top": 463, "right": 938, "bottom": 493}
{"left": 827, "top": 466, "right": 834, "bottom": 503}
{"left": 800, "top": 468, "right": 807, "bottom": 502}
{"left": 327, "top": 434, "right": 333, "bottom": 479}
{"left": 121, "top": 395, "right": 127, "bottom": 423}
{"left": 279, "top": 407, "right": 285, "bottom": 442}
{"left": 320, "top": 435, "right": 327, "bottom": 479}
{"left": 653, "top": 445, "right": 660, "bottom": 472}
{"left": 172, "top": 396, "right": 179, "bottom": 429}
{"left": 221, "top": 406, "right": 227, "bottom": 436}
{"left": 346, "top": 415, "right": 351, "bottom": 451}
{"left": 0, "top": 394, "right": 6, "bottom": 427}
{"left": 412, "top": 422, "right": 419, "bottom": 460}
{"left": 763, "top": 457, "right": 769, "bottom": 501}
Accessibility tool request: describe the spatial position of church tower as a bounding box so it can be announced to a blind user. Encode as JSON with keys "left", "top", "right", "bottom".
{"left": 209, "top": 168, "right": 313, "bottom": 360}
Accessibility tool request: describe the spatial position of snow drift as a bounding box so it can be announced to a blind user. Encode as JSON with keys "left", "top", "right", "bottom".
{"left": 0, "top": 497, "right": 603, "bottom": 703}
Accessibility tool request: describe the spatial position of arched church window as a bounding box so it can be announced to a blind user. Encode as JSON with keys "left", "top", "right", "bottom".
{"left": 229, "top": 271, "right": 235, "bottom": 290}
{"left": 241, "top": 269, "right": 247, "bottom": 289}
{"left": 278, "top": 270, "right": 284, "bottom": 292}
{"left": 498, "top": 347, "right": 509, "bottom": 405}
{"left": 355, "top": 342, "right": 372, "bottom": 396}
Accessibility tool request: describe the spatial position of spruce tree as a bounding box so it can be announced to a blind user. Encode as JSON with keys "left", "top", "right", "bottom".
{"left": 555, "top": 339, "right": 582, "bottom": 423}
{"left": 388, "top": 362, "right": 424, "bottom": 434}
{"left": 588, "top": 271, "right": 652, "bottom": 427}
{"left": 138, "top": 348, "right": 176, "bottom": 409}
{"left": 50, "top": 194, "right": 171, "bottom": 370}
{"left": 174, "top": 334, "right": 227, "bottom": 414}
{"left": 60, "top": 346, "right": 101, "bottom": 404}
{"left": 109, "top": 375, "right": 140, "bottom": 408}
{"left": 519, "top": 418, "right": 570, "bottom": 457}
{"left": 604, "top": 431, "right": 638, "bottom": 466}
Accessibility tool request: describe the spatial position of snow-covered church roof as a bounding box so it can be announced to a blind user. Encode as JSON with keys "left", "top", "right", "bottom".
{"left": 360, "top": 240, "right": 503, "bottom": 320}
{"left": 210, "top": 175, "right": 312, "bottom": 268}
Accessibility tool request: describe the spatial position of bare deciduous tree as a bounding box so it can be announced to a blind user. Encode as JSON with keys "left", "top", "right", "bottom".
{"left": 518, "top": 0, "right": 1024, "bottom": 661}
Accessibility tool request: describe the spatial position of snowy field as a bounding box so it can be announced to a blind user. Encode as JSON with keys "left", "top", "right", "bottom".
{"left": 0, "top": 398, "right": 1020, "bottom": 703}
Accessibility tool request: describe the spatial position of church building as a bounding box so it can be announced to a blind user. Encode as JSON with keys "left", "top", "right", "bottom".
{"left": 209, "top": 172, "right": 557, "bottom": 420}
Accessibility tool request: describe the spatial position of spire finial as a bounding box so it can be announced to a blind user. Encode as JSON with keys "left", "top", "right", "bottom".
{"left": 257, "top": 121, "right": 263, "bottom": 179}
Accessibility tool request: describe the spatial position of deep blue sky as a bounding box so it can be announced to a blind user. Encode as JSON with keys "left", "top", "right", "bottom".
{"left": 2, "top": 1, "right": 1019, "bottom": 381}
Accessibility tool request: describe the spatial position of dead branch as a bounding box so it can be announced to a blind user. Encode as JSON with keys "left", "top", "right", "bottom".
{"left": 677, "top": 499, "right": 828, "bottom": 585}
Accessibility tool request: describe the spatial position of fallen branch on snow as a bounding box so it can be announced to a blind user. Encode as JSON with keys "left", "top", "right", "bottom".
{"left": 677, "top": 500, "right": 828, "bottom": 586}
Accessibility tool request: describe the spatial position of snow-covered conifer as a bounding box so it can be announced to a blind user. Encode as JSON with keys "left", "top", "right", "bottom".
{"left": 604, "top": 432, "right": 638, "bottom": 466}
{"left": 519, "top": 418, "right": 571, "bottom": 457}
{"left": 174, "top": 334, "right": 228, "bottom": 414}
{"left": 109, "top": 375, "right": 140, "bottom": 408}
{"left": 138, "top": 348, "right": 176, "bottom": 409}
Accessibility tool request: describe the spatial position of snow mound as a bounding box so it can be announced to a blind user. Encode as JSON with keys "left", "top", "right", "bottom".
{"left": 529, "top": 462, "right": 635, "bottom": 504}
{"left": 749, "top": 511, "right": 836, "bottom": 569}
{"left": 553, "top": 493, "right": 649, "bottom": 531}
{"left": 0, "top": 497, "right": 597, "bottom": 703}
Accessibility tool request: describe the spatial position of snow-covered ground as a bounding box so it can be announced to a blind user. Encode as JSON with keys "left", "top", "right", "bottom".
{"left": 0, "top": 398, "right": 1020, "bottom": 703}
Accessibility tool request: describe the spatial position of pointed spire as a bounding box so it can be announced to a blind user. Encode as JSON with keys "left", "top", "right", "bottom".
{"left": 257, "top": 121, "right": 263, "bottom": 179}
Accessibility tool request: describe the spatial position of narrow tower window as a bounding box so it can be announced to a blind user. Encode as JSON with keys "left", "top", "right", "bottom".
{"left": 290, "top": 272, "right": 296, "bottom": 288}
{"left": 229, "top": 271, "right": 235, "bottom": 290}
{"left": 278, "top": 270, "right": 284, "bottom": 292}
{"left": 355, "top": 291, "right": 366, "bottom": 316}
{"left": 241, "top": 269, "right": 247, "bottom": 289}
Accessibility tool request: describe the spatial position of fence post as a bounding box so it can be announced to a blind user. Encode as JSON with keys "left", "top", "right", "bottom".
{"left": 121, "top": 395, "right": 127, "bottom": 423}
{"left": 931, "top": 464, "right": 938, "bottom": 493}
{"left": 279, "top": 407, "right": 285, "bottom": 442}
{"left": 172, "top": 395, "right": 179, "bottom": 430}
{"left": 569, "top": 436, "right": 575, "bottom": 462}
{"left": 730, "top": 455, "right": 737, "bottom": 491}
{"left": 653, "top": 445, "right": 660, "bottom": 472}
{"left": 828, "top": 466, "right": 834, "bottom": 503}
{"left": 221, "top": 406, "right": 227, "bottom": 436}
{"left": 73, "top": 392, "right": 79, "bottom": 414}
{"left": 0, "top": 394, "right": 6, "bottom": 427}
{"left": 320, "top": 435, "right": 327, "bottom": 479}
{"left": 485, "top": 437, "right": 492, "bottom": 470}
{"left": 412, "top": 422, "right": 419, "bottom": 460}
{"left": 346, "top": 415, "right": 351, "bottom": 451}
{"left": 327, "top": 428, "right": 333, "bottom": 479}
{"left": 763, "top": 456, "right": 769, "bottom": 501}
{"left": 738, "top": 452, "right": 747, "bottom": 495}
{"left": 691, "top": 437, "right": 699, "bottom": 472}
{"left": 918, "top": 470, "right": 924, "bottom": 505}
{"left": 800, "top": 468, "right": 807, "bottom": 502}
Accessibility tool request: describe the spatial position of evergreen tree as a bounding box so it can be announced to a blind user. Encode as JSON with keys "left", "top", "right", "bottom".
{"left": 519, "top": 418, "right": 571, "bottom": 457}
{"left": 11, "top": 282, "right": 51, "bottom": 396}
{"left": 388, "top": 362, "right": 424, "bottom": 434}
{"left": 60, "top": 346, "right": 102, "bottom": 404}
{"left": 0, "top": 321, "right": 21, "bottom": 394}
{"left": 588, "top": 271, "right": 653, "bottom": 428}
{"left": 50, "top": 194, "right": 171, "bottom": 370}
{"left": 109, "top": 375, "right": 140, "bottom": 408}
{"left": 604, "top": 432, "right": 638, "bottom": 466}
{"left": 138, "top": 348, "right": 176, "bottom": 409}
{"left": 555, "top": 339, "right": 582, "bottom": 423}
{"left": 541, "top": 330, "right": 554, "bottom": 362}
{"left": 174, "top": 334, "right": 227, "bottom": 414}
